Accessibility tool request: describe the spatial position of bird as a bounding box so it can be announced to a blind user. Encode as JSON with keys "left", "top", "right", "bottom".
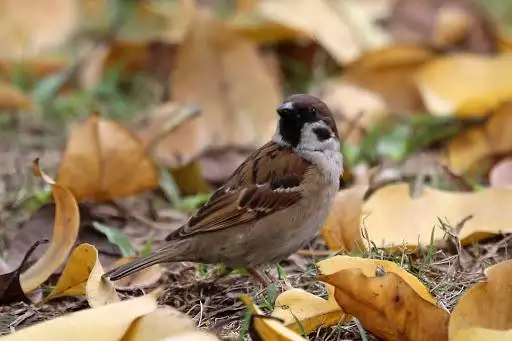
{"left": 103, "top": 94, "right": 343, "bottom": 286}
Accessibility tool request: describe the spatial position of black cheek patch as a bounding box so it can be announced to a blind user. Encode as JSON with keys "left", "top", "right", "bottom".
{"left": 312, "top": 127, "right": 332, "bottom": 141}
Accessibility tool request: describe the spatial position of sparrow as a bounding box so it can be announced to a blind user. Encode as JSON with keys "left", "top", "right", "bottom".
{"left": 104, "top": 94, "right": 343, "bottom": 285}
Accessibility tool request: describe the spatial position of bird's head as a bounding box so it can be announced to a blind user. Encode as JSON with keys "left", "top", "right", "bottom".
{"left": 274, "top": 94, "right": 339, "bottom": 152}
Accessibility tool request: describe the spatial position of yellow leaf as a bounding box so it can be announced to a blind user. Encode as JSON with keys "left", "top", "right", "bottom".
{"left": 361, "top": 183, "right": 512, "bottom": 249}
{"left": 239, "top": 295, "right": 307, "bottom": 341}
{"left": 271, "top": 288, "right": 346, "bottom": 335}
{"left": 111, "top": 256, "right": 163, "bottom": 291}
{"left": 20, "top": 160, "right": 79, "bottom": 293}
{"left": 449, "top": 260, "right": 512, "bottom": 339}
{"left": 168, "top": 8, "right": 281, "bottom": 166}
{"left": 0, "top": 0, "right": 77, "bottom": 59}
{"left": 319, "top": 268, "right": 449, "bottom": 341}
{"left": 416, "top": 54, "right": 512, "bottom": 117}
{"left": 445, "top": 126, "right": 491, "bottom": 175}
{"left": 256, "top": 0, "right": 360, "bottom": 64}
{"left": 451, "top": 327, "right": 512, "bottom": 341}
{"left": 342, "top": 45, "right": 433, "bottom": 113}
{"left": 57, "top": 113, "right": 158, "bottom": 202}
{"left": 320, "top": 186, "right": 366, "bottom": 252}
{"left": 317, "top": 255, "right": 438, "bottom": 306}
{"left": 43, "top": 243, "right": 119, "bottom": 307}
{"left": 121, "top": 307, "right": 220, "bottom": 341}
{"left": 169, "top": 161, "right": 213, "bottom": 196}
{"left": 0, "top": 289, "right": 162, "bottom": 341}
{"left": 0, "top": 81, "right": 33, "bottom": 111}
{"left": 445, "top": 101, "right": 512, "bottom": 174}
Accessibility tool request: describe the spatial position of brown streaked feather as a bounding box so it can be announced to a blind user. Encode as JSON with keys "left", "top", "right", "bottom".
{"left": 166, "top": 142, "right": 312, "bottom": 240}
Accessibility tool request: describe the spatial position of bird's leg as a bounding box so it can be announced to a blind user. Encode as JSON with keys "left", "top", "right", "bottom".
{"left": 248, "top": 267, "right": 274, "bottom": 288}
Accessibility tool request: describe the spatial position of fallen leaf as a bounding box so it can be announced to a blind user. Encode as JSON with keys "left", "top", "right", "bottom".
{"left": 110, "top": 256, "right": 163, "bottom": 291}
{"left": 387, "top": 0, "right": 497, "bottom": 53}
{"left": 0, "top": 288, "right": 162, "bottom": 341}
{"left": 256, "top": 0, "right": 381, "bottom": 64}
{"left": 43, "top": 243, "right": 119, "bottom": 307}
{"left": 451, "top": 327, "right": 512, "bottom": 341}
{"left": 271, "top": 288, "right": 345, "bottom": 335}
{"left": 489, "top": 158, "right": 512, "bottom": 189}
{"left": 320, "top": 186, "right": 366, "bottom": 252}
{"left": 0, "top": 0, "right": 77, "bottom": 59}
{"left": 416, "top": 53, "right": 512, "bottom": 117}
{"left": 319, "top": 268, "right": 449, "bottom": 341}
{"left": 0, "top": 239, "right": 47, "bottom": 304}
{"left": 445, "top": 101, "right": 512, "bottom": 173}
{"left": 342, "top": 45, "right": 434, "bottom": 113}
{"left": 57, "top": 113, "right": 158, "bottom": 202}
{"left": 239, "top": 295, "right": 307, "bottom": 341}
{"left": 449, "top": 260, "right": 512, "bottom": 339}
{"left": 317, "top": 255, "right": 439, "bottom": 306}
{"left": 361, "top": 183, "right": 512, "bottom": 249}
{"left": 0, "top": 82, "right": 33, "bottom": 111}
{"left": 121, "top": 307, "right": 220, "bottom": 341}
{"left": 19, "top": 159, "right": 79, "bottom": 293}
{"left": 166, "top": 8, "right": 281, "bottom": 166}
{"left": 169, "top": 161, "right": 213, "bottom": 196}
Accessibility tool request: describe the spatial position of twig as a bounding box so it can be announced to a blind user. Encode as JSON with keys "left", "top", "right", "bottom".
{"left": 440, "top": 164, "right": 474, "bottom": 192}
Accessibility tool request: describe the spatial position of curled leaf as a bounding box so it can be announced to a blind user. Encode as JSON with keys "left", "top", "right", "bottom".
{"left": 43, "top": 243, "right": 119, "bottom": 307}
{"left": 239, "top": 295, "right": 307, "bottom": 341}
{"left": 20, "top": 159, "right": 79, "bottom": 293}
{"left": 271, "top": 288, "right": 345, "bottom": 335}
{"left": 319, "top": 268, "right": 449, "bottom": 341}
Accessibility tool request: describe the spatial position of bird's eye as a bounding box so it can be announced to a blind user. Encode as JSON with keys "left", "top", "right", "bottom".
{"left": 312, "top": 127, "right": 332, "bottom": 141}
{"left": 311, "top": 107, "right": 317, "bottom": 114}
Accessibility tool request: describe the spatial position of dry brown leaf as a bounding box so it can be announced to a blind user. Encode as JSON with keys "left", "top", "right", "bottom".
{"left": 111, "top": 256, "right": 163, "bottom": 291}
{"left": 240, "top": 295, "right": 307, "bottom": 341}
{"left": 362, "top": 183, "right": 512, "bottom": 249}
{"left": 320, "top": 186, "right": 366, "bottom": 252}
{"left": 416, "top": 54, "right": 512, "bottom": 117}
{"left": 342, "top": 45, "right": 433, "bottom": 113}
{"left": 0, "top": 0, "right": 77, "bottom": 59}
{"left": 451, "top": 327, "right": 512, "bottom": 341}
{"left": 169, "top": 161, "right": 213, "bottom": 196}
{"left": 0, "top": 81, "right": 33, "bottom": 111}
{"left": 489, "top": 158, "right": 512, "bottom": 189}
{"left": 317, "top": 255, "right": 439, "bottom": 306}
{"left": 165, "top": 8, "right": 280, "bottom": 166}
{"left": 1, "top": 288, "right": 162, "bottom": 341}
{"left": 43, "top": 243, "right": 119, "bottom": 307}
{"left": 0, "top": 56, "right": 69, "bottom": 80}
{"left": 0, "top": 240, "right": 47, "bottom": 304}
{"left": 121, "top": 307, "right": 221, "bottom": 341}
{"left": 271, "top": 288, "right": 345, "bottom": 335}
{"left": 319, "top": 80, "right": 388, "bottom": 144}
{"left": 319, "top": 268, "right": 449, "bottom": 341}
{"left": 449, "top": 260, "right": 512, "bottom": 339}
{"left": 387, "top": 0, "right": 497, "bottom": 54}
{"left": 57, "top": 113, "right": 158, "bottom": 202}
{"left": 19, "top": 160, "right": 79, "bottom": 293}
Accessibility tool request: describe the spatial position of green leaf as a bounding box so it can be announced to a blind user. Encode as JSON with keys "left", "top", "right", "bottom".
{"left": 92, "top": 221, "right": 135, "bottom": 258}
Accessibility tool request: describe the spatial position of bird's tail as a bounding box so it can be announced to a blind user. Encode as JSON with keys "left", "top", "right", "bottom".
{"left": 103, "top": 244, "right": 185, "bottom": 281}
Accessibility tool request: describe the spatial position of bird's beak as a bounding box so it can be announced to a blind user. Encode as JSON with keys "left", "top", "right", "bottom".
{"left": 277, "top": 101, "right": 294, "bottom": 118}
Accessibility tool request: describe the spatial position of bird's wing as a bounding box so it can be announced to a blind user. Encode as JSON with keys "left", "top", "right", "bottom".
{"left": 166, "top": 142, "right": 313, "bottom": 240}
